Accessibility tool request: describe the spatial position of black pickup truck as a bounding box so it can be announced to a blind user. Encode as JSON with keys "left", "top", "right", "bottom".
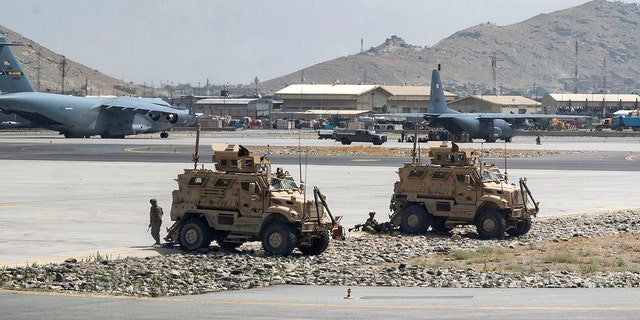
{"left": 333, "top": 130, "right": 387, "bottom": 145}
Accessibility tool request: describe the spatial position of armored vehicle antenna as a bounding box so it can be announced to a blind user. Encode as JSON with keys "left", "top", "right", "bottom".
{"left": 411, "top": 126, "right": 418, "bottom": 163}
{"left": 192, "top": 125, "right": 201, "bottom": 169}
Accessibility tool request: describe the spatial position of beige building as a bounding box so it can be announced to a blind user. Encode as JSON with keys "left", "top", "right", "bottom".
{"left": 275, "top": 84, "right": 456, "bottom": 114}
{"left": 541, "top": 93, "right": 640, "bottom": 117}
{"left": 448, "top": 95, "right": 542, "bottom": 114}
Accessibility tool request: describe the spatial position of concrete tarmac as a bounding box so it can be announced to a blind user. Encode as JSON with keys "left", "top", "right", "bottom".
{"left": 0, "top": 131, "right": 639, "bottom": 266}
{"left": 2, "top": 286, "right": 640, "bottom": 320}
{"left": 1, "top": 130, "right": 640, "bottom": 319}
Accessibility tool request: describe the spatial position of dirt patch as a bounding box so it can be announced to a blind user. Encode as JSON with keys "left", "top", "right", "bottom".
{"left": 248, "top": 145, "right": 567, "bottom": 158}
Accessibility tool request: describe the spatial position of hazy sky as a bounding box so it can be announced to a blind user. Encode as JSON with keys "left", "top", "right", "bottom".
{"left": 2, "top": 0, "right": 625, "bottom": 86}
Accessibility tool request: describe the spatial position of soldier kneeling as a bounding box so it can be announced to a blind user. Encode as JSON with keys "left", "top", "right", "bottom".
{"left": 363, "top": 211, "right": 391, "bottom": 234}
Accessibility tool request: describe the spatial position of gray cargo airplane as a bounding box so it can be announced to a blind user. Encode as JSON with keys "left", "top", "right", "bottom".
{"left": 380, "top": 65, "right": 588, "bottom": 142}
{"left": 0, "top": 36, "right": 194, "bottom": 138}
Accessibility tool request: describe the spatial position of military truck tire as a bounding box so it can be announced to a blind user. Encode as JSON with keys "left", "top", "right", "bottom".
{"left": 341, "top": 137, "right": 351, "bottom": 145}
{"left": 475, "top": 210, "right": 506, "bottom": 239}
{"left": 299, "top": 231, "right": 331, "bottom": 256}
{"left": 400, "top": 205, "right": 431, "bottom": 234}
{"left": 179, "top": 218, "right": 211, "bottom": 251}
{"left": 261, "top": 222, "right": 297, "bottom": 256}
{"left": 507, "top": 217, "right": 532, "bottom": 237}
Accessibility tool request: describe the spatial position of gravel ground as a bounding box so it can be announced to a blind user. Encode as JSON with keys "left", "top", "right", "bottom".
{"left": 2, "top": 209, "right": 639, "bottom": 297}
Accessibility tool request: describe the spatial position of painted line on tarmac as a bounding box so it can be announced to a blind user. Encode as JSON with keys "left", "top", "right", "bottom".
{"left": 350, "top": 159, "right": 379, "bottom": 162}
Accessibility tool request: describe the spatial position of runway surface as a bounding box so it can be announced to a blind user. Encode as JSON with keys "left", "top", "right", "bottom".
{"left": 1, "top": 130, "right": 639, "bottom": 319}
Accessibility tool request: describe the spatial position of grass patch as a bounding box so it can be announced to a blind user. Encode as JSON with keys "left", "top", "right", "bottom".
{"left": 410, "top": 233, "right": 640, "bottom": 274}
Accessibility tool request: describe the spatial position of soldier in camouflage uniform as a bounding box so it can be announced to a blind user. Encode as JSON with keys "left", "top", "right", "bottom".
{"left": 363, "top": 211, "right": 390, "bottom": 234}
{"left": 149, "top": 198, "right": 163, "bottom": 246}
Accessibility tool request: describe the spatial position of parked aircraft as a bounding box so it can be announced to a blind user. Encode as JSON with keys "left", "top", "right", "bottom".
{"left": 0, "top": 37, "right": 194, "bottom": 138}
{"left": 380, "top": 65, "right": 588, "bottom": 142}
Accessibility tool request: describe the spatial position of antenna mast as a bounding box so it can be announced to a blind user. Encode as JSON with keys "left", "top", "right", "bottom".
{"left": 192, "top": 125, "right": 200, "bottom": 169}
{"left": 574, "top": 40, "right": 578, "bottom": 94}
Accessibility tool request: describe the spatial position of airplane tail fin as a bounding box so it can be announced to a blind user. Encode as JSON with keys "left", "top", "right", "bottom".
{"left": 428, "top": 65, "right": 455, "bottom": 114}
{"left": 0, "top": 36, "right": 35, "bottom": 93}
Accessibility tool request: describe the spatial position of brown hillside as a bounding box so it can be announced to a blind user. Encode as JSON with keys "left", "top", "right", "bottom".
{"left": 261, "top": 0, "right": 640, "bottom": 96}
{"left": 3, "top": 1, "right": 639, "bottom": 98}
{"left": 0, "top": 26, "right": 168, "bottom": 97}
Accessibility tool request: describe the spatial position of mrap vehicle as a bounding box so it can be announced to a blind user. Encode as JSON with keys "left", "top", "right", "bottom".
{"left": 389, "top": 141, "right": 538, "bottom": 238}
{"left": 165, "top": 140, "right": 339, "bottom": 256}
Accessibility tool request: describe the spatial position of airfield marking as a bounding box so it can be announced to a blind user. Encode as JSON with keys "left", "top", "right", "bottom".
{"left": 350, "top": 159, "right": 379, "bottom": 162}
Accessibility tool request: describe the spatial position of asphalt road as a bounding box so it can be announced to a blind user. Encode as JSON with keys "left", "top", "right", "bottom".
{"left": 2, "top": 286, "right": 640, "bottom": 320}
{"left": 1, "top": 130, "right": 639, "bottom": 319}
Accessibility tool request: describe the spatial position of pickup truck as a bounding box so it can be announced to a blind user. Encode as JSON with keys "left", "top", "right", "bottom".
{"left": 333, "top": 130, "right": 387, "bottom": 145}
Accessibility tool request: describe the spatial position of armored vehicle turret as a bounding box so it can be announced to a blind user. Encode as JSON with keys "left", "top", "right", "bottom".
{"left": 389, "top": 141, "right": 538, "bottom": 238}
{"left": 165, "top": 142, "right": 338, "bottom": 256}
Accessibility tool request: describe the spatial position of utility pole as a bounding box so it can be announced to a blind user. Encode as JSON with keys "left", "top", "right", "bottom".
{"left": 36, "top": 50, "right": 41, "bottom": 92}
{"left": 574, "top": 40, "right": 578, "bottom": 94}
{"left": 60, "top": 55, "right": 69, "bottom": 94}
{"left": 491, "top": 56, "right": 498, "bottom": 95}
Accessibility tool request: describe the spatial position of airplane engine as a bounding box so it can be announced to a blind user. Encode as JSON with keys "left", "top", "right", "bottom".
{"left": 148, "top": 112, "right": 161, "bottom": 121}
{"left": 166, "top": 113, "right": 179, "bottom": 124}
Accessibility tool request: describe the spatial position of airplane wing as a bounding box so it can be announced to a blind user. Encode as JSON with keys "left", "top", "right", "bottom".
{"left": 94, "top": 96, "right": 186, "bottom": 115}
{"left": 374, "top": 113, "right": 427, "bottom": 118}
{"left": 428, "top": 112, "right": 590, "bottom": 121}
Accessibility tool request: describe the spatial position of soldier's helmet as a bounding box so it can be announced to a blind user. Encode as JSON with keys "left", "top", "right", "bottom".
{"left": 369, "top": 211, "right": 376, "bottom": 217}
{"left": 150, "top": 198, "right": 157, "bottom": 204}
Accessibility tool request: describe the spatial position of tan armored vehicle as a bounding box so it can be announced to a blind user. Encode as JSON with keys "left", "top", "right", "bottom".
{"left": 389, "top": 141, "right": 538, "bottom": 238}
{"left": 165, "top": 141, "right": 339, "bottom": 256}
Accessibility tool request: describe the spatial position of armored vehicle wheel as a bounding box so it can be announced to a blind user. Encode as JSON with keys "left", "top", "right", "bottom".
{"left": 179, "top": 218, "right": 212, "bottom": 251}
{"left": 299, "top": 231, "right": 331, "bottom": 256}
{"left": 341, "top": 137, "right": 351, "bottom": 145}
{"left": 261, "top": 222, "right": 297, "bottom": 256}
{"left": 507, "top": 217, "right": 532, "bottom": 237}
{"left": 400, "top": 205, "right": 432, "bottom": 234}
{"left": 475, "top": 209, "right": 506, "bottom": 239}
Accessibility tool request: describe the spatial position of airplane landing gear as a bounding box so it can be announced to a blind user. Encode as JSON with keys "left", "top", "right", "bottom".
{"left": 160, "top": 132, "right": 169, "bottom": 138}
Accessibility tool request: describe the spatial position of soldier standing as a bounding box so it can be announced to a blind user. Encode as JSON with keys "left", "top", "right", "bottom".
{"left": 149, "top": 198, "right": 163, "bottom": 246}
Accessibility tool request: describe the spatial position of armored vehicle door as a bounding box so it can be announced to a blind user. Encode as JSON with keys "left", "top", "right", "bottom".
{"left": 452, "top": 168, "right": 478, "bottom": 218}
{"left": 238, "top": 179, "right": 267, "bottom": 217}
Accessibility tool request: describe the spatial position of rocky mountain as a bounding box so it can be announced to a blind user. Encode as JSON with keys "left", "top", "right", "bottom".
{"left": 3, "top": 0, "right": 639, "bottom": 99}
{"left": 0, "top": 26, "right": 168, "bottom": 97}
{"left": 260, "top": 0, "right": 640, "bottom": 97}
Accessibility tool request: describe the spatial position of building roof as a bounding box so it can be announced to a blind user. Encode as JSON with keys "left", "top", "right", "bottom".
{"left": 196, "top": 98, "right": 257, "bottom": 105}
{"left": 380, "top": 85, "right": 456, "bottom": 98}
{"left": 547, "top": 93, "right": 640, "bottom": 102}
{"left": 282, "top": 109, "right": 371, "bottom": 116}
{"left": 467, "top": 95, "right": 541, "bottom": 106}
{"left": 276, "top": 84, "right": 379, "bottom": 95}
